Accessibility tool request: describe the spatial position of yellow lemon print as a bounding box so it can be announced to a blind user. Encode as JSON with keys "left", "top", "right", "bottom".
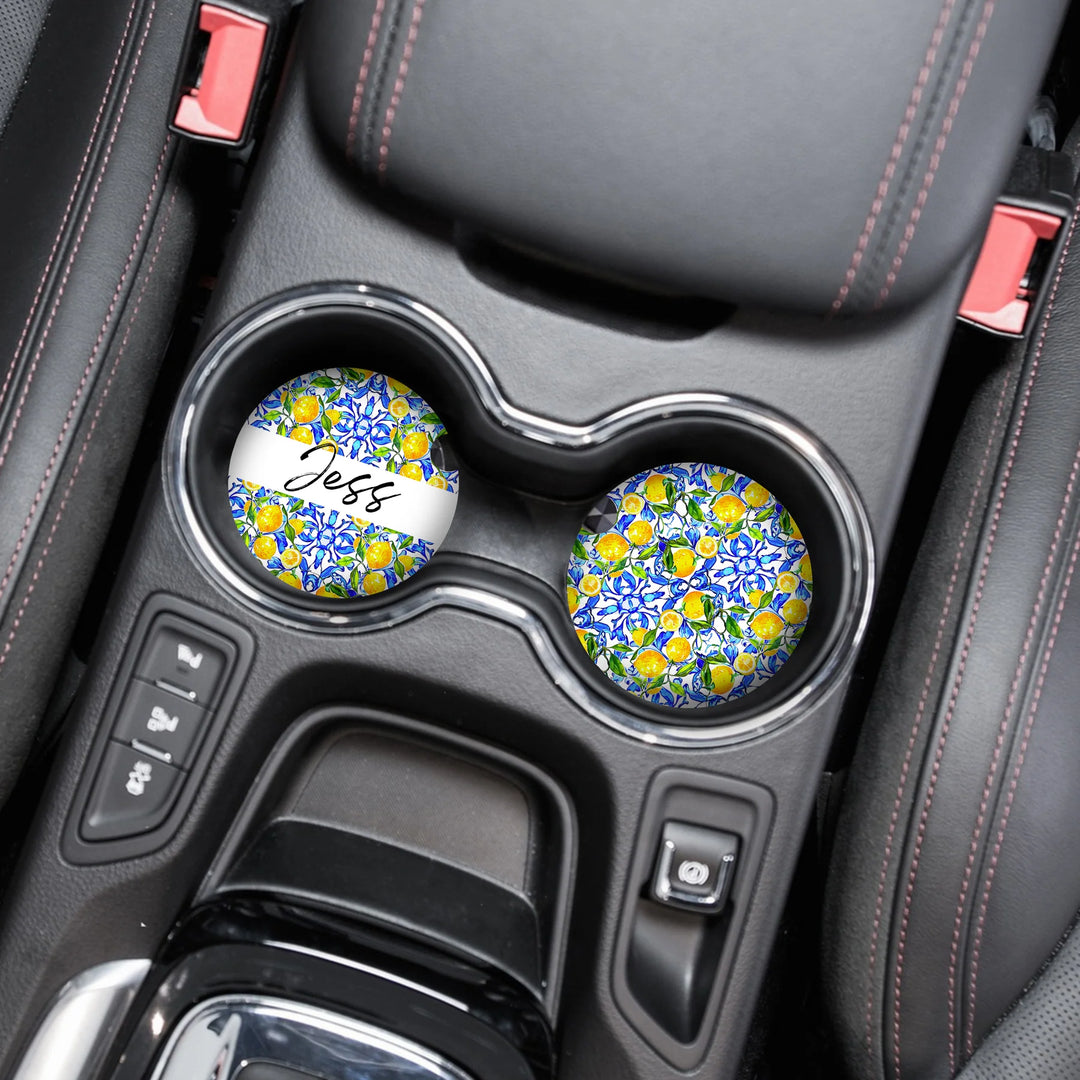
{"left": 630, "top": 626, "right": 650, "bottom": 646}
{"left": 387, "top": 377, "right": 411, "bottom": 395}
{"left": 777, "top": 572, "right": 799, "bottom": 593}
{"left": 683, "top": 591, "right": 706, "bottom": 621}
{"left": 621, "top": 493, "right": 644, "bottom": 514}
{"left": 399, "top": 461, "right": 424, "bottom": 481}
{"left": 633, "top": 649, "right": 667, "bottom": 677}
{"left": 709, "top": 471, "right": 730, "bottom": 492}
{"left": 288, "top": 516, "right": 307, "bottom": 535}
{"left": 596, "top": 533, "right": 630, "bottom": 562}
{"left": 428, "top": 475, "right": 448, "bottom": 489}
{"left": 710, "top": 663, "right": 735, "bottom": 693}
{"left": 713, "top": 495, "right": 746, "bottom": 523}
{"left": 750, "top": 610, "right": 785, "bottom": 640}
{"left": 580, "top": 574, "right": 602, "bottom": 596}
{"left": 782, "top": 597, "right": 808, "bottom": 624}
{"left": 626, "top": 519, "right": 653, "bottom": 546}
{"left": 746, "top": 588, "right": 765, "bottom": 608}
{"left": 734, "top": 652, "right": 757, "bottom": 674}
{"left": 252, "top": 535, "right": 276, "bottom": 560}
{"left": 324, "top": 408, "right": 342, "bottom": 427}
{"left": 575, "top": 628, "right": 592, "bottom": 650}
{"left": 644, "top": 474, "right": 668, "bottom": 503}
{"left": 289, "top": 426, "right": 314, "bottom": 445}
{"left": 398, "top": 554, "right": 414, "bottom": 573}
{"left": 790, "top": 520, "right": 804, "bottom": 540}
{"left": 671, "top": 547, "right": 696, "bottom": 577}
{"left": 255, "top": 505, "right": 283, "bottom": 533}
{"left": 362, "top": 572, "right": 388, "bottom": 594}
{"left": 695, "top": 535, "right": 719, "bottom": 558}
{"left": 365, "top": 541, "right": 393, "bottom": 569}
{"left": 280, "top": 548, "right": 301, "bottom": 569}
{"left": 402, "top": 432, "right": 429, "bottom": 460}
{"left": 799, "top": 555, "right": 813, "bottom": 582}
{"left": 315, "top": 585, "right": 334, "bottom": 597}
{"left": 660, "top": 610, "right": 682, "bottom": 631}
{"left": 665, "top": 636, "right": 692, "bottom": 662}
{"left": 743, "top": 482, "right": 770, "bottom": 508}
{"left": 567, "top": 586, "right": 580, "bottom": 613}
{"left": 292, "top": 395, "right": 319, "bottom": 423}
{"left": 389, "top": 398, "right": 411, "bottom": 419}
{"left": 279, "top": 572, "right": 302, "bottom": 589}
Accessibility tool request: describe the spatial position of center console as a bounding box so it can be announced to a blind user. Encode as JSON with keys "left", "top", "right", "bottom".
{"left": 0, "top": 0, "right": 1069, "bottom": 1078}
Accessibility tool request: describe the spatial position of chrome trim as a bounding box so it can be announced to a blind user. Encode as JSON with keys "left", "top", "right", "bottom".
{"left": 11, "top": 959, "right": 150, "bottom": 1080}
{"left": 165, "top": 285, "right": 875, "bottom": 748}
{"left": 148, "top": 995, "right": 475, "bottom": 1080}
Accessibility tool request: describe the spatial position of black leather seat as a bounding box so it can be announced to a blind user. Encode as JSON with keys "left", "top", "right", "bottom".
{"left": 0, "top": 0, "right": 198, "bottom": 805}
{"left": 825, "top": 171, "right": 1080, "bottom": 1078}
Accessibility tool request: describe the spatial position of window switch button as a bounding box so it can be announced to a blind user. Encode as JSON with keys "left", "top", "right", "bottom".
{"left": 651, "top": 821, "right": 739, "bottom": 914}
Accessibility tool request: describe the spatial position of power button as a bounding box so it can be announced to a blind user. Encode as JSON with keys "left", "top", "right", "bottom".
{"left": 651, "top": 820, "right": 739, "bottom": 914}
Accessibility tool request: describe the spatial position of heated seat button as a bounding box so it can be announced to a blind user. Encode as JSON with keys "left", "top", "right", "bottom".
{"left": 136, "top": 624, "right": 227, "bottom": 705}
{"left": 651, "top": 821, "right": 739, "bottom": 914}
{"left": 81, "top": 743, "right": 184, "bottom": 842}
{"left": 113, "top": 679, "right": 208, "bottom": 767}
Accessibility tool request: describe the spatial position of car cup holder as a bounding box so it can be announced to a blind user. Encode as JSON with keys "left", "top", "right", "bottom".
{"left": 167, "top": 285, "right": 873, "bottom": 745}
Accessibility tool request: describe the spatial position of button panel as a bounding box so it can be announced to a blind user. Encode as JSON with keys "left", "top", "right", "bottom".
{"left": 74, "top": 602, "right": 248, "bottom": 852}
{"left": 82, "top": 743, "right": 186, "bottom": 841}
{"left": 136, "top": 625, "right": 227, "bottom": 705}
{"left": 113, "top": 679, "right": 209, "bottom": 767}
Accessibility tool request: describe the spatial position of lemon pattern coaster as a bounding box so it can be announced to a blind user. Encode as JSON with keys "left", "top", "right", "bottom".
{"left": 228, "top": 368, "right": 458, "bottom": 598}
{"left": 567, "top": 463, "right": 812, "bottom": 709}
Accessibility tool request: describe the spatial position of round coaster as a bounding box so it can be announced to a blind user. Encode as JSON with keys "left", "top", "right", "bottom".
{"left": 228, "top": 368, "right": 459, "bottom": 598}
{"left": 567, "top": 463, "right": 812, "bottom": 709}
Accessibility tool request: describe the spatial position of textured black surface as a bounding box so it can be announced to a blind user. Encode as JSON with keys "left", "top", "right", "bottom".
{"left": 0, "top": 0, "right": 50, "bottom": 138}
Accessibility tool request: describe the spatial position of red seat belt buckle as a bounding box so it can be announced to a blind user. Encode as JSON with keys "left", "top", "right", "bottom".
{"left": 172, "top": 3, "right": 269, "bottom": 145}
{"left": 958, "top": 203, "right": 1065, "bottom": 337}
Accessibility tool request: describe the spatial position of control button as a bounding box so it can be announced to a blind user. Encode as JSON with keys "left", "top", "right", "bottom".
{"left": 651, "top": 821, "right": 739, "bottom": 914}
{"left": 136, "top": 624, "right": 227, "bottom": 705}
{"left": 82, "top": 743, "right": 184, "bottom": 841}
{"left": 112, "top": 679, "right": 208, "bottom": 768}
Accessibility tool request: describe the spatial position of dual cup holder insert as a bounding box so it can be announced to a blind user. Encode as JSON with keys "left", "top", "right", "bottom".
{"left": 169, "top": 287, "right": 871, "bottom": 740}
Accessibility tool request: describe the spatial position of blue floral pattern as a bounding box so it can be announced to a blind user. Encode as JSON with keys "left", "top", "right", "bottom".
{"left": 567, "top": 463, "right": 812, "bottom": 708}
{"left": 230, "top": 368, "right": 457, "bottom": 598}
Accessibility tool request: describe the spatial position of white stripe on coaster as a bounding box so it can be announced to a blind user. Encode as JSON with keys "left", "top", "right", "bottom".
{"left": 229, "top": 426, "right": 457, "bottom": 546}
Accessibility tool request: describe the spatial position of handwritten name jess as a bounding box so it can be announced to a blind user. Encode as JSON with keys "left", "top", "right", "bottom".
{"left": 283, "top": 441, "right": 402, "bottom": 513}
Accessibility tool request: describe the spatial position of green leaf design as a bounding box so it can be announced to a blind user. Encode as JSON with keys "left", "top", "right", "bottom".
{"left": 631, "top": 564, "right": 647, "bottom": 579}
{"left": 780, "top": 510, "right": 793, "bottom": 534}
{"left": 284, "top": 522, "right": 296, "bottom": 542}
{"left": 663, "top": 479, "right": 677, "bottom": 505}
{"left": 608, "top": 654, "right": 627, "bottom": 677}
{"left": 276, "top": 421, "right": 287, "bottom": 436}
{"left": 676, "top": 661, "right": 697, "bottom": 676}
{"left": 720, "top": 471, "right": 736, "bottom": 492}
{"left": 727, "top": 605, "right": 748, "bottom": 614}
{"left": 685, "top": 498, "right": 705, "bottom": 522}
{"left": 759, "top": 588, "right": 775, "bottom": 608}
{"left": 702, "top": 664, "right": 715, "bottom": 689}
{"left": 640, "top": 543, "right": 659, "bottom": 559}
{"left": 585, "top": 634, "right": 600, "bottom": 660}
{"left": 609, "top": 558, "right": 628, "bottom": 575}
{"left": 723, "top": 613, "right": 744, "bottom": 639}
{"left": 350, "top": 566, "right": 360, "bottom": 590}
{"left": 310, "top": 376, "right": 337, "bottom": 388}
{"left": 643, "top": 628, "right": 658, "bottom": 648}
{"left": 702, "top": 596, "right": 716, "bottom": 621}
{"left": 647, "top": 676, "right": 667, "bottom": 692}
{"left": 756, "top": 507, "right": 774, "bottom": 522}
{"left": 418, "top": 411, "right": 440, "bottom": 424}
{"left": 662, "top": 548, "right": 676, "bottom": 573}
{"left": 572, "top": 538, "right": 589, "bottom": 560}
{"left": 749, "top": 526, "right": 764, "bottom": 541}
{"left": 394, "top": 558, "right": 406, "bottom": 576}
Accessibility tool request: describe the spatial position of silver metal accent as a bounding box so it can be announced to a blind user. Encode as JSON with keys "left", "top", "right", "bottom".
{"left": 165, "top": 285, "right": 875, "bottom": 748}
{"left": 154, "top": 679, "right": 197, "bottom": 701}
{"left": 653, "top": 839, "right": 734, "bottom": 910}
{"left": 148, "top": 995, "right": 476, "bottom": 1080}
{"left": 130, "top": 739, "right": 173, "bottom": 764}
{"left": 11, "top": 959, "right": 150, "bottom": 1080}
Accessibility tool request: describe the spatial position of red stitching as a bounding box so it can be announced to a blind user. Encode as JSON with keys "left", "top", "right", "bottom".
{"left": 965, "top": 527, "right": 1080, "bottom": 1056}
{"left": 876, "top": 0, "right": 995, "bottom": 310}
{"left": 0, "top": 0, "right": 141, "bottom": 418}
{"left": 831, "top": 0, "right": 959, "bottom": 316}
{"left": 861, "top": 366, "right": 1012, "bottom": 1056}
{"left": 376, "top": 0, "right": 427, "bottom": 179}
{"left": 0, "top": 137, "right": 172, "bottom": 610}
{"left": 890, "top": 185, "right": 1080, "bottom": 1080}
{"left": 0, "top": 191, "right": 177, "bottom": 674}
{"left": 945, "top": 438, "right": 1080, "bottom": 1074}
{"left": 344, "top": 0, "right": 386, "bottom": 162}
{"left": 0, "top": 0, "right": 157, "bottom": 476}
